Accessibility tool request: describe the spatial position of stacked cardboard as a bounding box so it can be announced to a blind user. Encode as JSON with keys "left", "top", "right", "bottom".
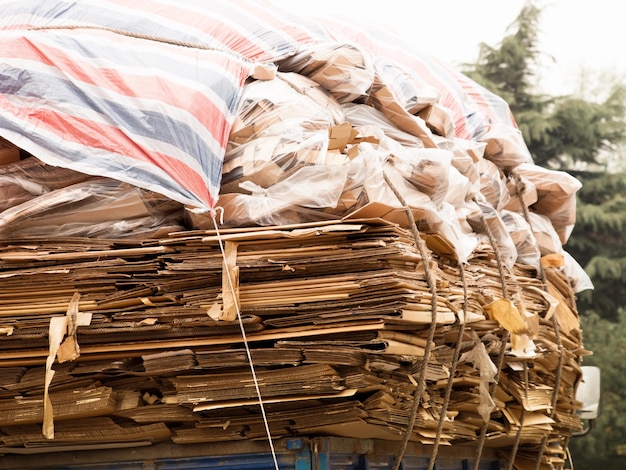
{"left": 0, "top": 12, "right": 591, "bottom": 470}
{"left": 0, "top": 217, "right": 586, "bottom": 467}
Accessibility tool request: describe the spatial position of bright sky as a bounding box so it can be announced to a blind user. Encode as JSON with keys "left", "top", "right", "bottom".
{"left": 268, "top": 0, "right": 625, "bottom": 96}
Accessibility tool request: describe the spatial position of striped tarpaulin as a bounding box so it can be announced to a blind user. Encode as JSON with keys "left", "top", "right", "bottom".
{"left": 318, "top": 17, "right": 520, "bottom": 142}
{"left": 0, "top": 0, "right": 326, "bottom": 62}
{"left": 0, "top": 0, "right": 328, "bottom": 211}
{"left": 0, "top": 27, "right": 252, "bottom": 210}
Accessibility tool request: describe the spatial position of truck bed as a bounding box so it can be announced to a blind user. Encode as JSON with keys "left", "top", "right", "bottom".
{"left": 0, "top": 436, "right": 506, "bottom": 469}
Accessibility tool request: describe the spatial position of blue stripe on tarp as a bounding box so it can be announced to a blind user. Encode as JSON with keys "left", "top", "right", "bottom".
{"left": 0, "top": 0, "right": 303, "bottom": 60}
{"left": 0, "top": 25, "right": 253, "bottom": 209}
{"left": 0, "top": 65, "right": 233, "bottom": 178}
{"left": 0, "top": 117, "right": 203, "bottom": 207}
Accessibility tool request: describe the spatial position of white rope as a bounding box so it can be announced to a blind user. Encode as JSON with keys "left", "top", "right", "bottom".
{"left": 211, "top": 213, "right": 280, "bottom": 470}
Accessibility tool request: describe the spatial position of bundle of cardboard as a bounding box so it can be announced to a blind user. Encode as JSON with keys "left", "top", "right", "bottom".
{"left": 0, "top": 16, "right": 590, "bottom": 470}
{"left": 0, "top": 218, "right": 586, "bottom": 468}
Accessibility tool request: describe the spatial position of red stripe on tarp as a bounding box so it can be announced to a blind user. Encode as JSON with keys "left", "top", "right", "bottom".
{"left": 318, "top": 20, "right": 474, "bottom": 140}
{"left": 4, "top": 33, "right": 239, "bottom": 146}
{"left": 105, "top": 0, "right": 272, "bottom": 61}
{"left": 0, "top": 95, "right": 214, "bottom": 207}
{"left": 453, "top": 71, "right": 518, "bottom": 128}
{"left": 227, "top": 0, "right": 323, "bottom": 47}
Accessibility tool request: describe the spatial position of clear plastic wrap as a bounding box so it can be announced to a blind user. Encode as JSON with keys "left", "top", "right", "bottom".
{"left": 527, "top": 212, "right": 564, "bottom": 256}
{"left": 503, "top": 172, "right": 538, "bottom": 213}
{"left": 204, "top": 165, "right": 348, "bottom": 228}
{"left": 222, "top": 73, "right": 345, "bottom": 194}
{"left": 480, "top": 123, "right": 533, "bottom": 170}
{"left": 365, "top": 76, "right": 437, "bottom": 148}
{"left": 315, "top": 19, "right": 443, "bottom": 118}
{"left": 0, "top": 156, "right": 93, "bottom": 212}
{"left": 387, "top": 145, "right": 453, "bottom": 208}
{"left": 500, "top": 210, "right": 542, "bottom": 270}
{"left": 445, "top": 164, "right": 475, "bottom": 209}
{"left": 562, "top": 250, "right": 594, "bottom": 293}
{"left": 347, "top": 143, "right": 477, "bottom": 263}
{"left": 0, "top": 178, "right": 185, "bottom": 238}
{"left": 477, "top": 158, "right": 511, "bottom": 211}
{"left": 277, "top": 42, "right": 375, "bottom": 103}
{"left": 341, "top": 103, "right": 424, "bottom": 148}
{"left": 514, "top": 163, "right": 582, "bottom": 244}
{"left": 467, "top": 201, "right": 518, "bottom": 270}
{"left": 372, "top": 57, "right": 440, "bottom": 114}
{"left": 316, "top": 16, "right": 529, "bottom": 156}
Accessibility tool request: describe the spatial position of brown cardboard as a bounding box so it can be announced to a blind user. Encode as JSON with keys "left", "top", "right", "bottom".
{"left": 418, "top": 104, "right": 455, "bottom": 138}
{"left": 0, "top": 137, "right": 20, "bottom": 165}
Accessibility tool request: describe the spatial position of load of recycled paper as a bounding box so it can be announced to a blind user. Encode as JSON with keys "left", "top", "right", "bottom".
{"left": 0, "top": 1, "right": 592, "bottom": 469}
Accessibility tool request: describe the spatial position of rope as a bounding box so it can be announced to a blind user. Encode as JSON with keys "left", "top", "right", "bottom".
{"left": 506, "top": 363, "right": 529, "bottom": 470}
{"left": 510, "top": 171, "right": 548, "bottom": 287}
{"left": 383, "top": 172, "right": 439, "bottom": 470}
{"left": 511, "top": 170, "right": 573, "bottom": 468}
{"left": 472, "top": 330, "right": 510, "bottom": 470}
{"left": 428, "top": 261, "right": 468, "bottom": 470}
{"left": 471, "top": 198, "right": 513, "bottom": 470}
{"left": 211, "top": 214, "right": 280, "bottom": 470}
{"left": 28, "top": 24, "right": 257, "bottom": 64}
{"left": 510, "top": 171, "right": 567, "bottom": 470}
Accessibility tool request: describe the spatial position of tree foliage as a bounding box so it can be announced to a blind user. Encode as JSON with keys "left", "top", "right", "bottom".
{"left": 464, "top": 4, "right": 626, "bottom": 466}
{"left": 568, "top": 310, "right": 626, "bottom": 469}
{"left": 464, "top": 1, "right": 626, "bottom": 319}
{"left": 566, "top": 172, "right": 626, "bottom": 320}
{"left": 463, "top": 1, "right": 626, "bottom": 170}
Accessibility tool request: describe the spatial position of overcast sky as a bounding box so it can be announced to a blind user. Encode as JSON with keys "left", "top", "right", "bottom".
{"left": 268, "top": 0, "right": 625, "bottom": 96}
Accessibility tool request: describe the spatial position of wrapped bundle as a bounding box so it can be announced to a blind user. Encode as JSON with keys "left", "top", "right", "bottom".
{"left": 0, "top": 178, "right": 185, "bottom": 238}
{"left": 0, "top": 157, "right": 93, "bottom": 212}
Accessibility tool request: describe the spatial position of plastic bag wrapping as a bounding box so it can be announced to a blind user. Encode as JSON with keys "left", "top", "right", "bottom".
{"left": 277, "top": 42, "right": 376, "bottom": 103}
{"left": 341, "top": 103, "right": 425, "bottom": 148}
{"left": 433, "top": 137, "right": 483, "bottom": 198}
{"left": 387, "top": 145, "right": 453, "bottom": 208}
{"left": 314, "top": 18, "right": 443, "bottom": 117}
{"left": 222, "top": 132, "right": 331, "bottom": 194}
{"left": 316, "top": 17, "right": 528, "bottom": 154}
{"left": 222, "top": 74, "right": 345, "bottom": 193}
{"left": 364, "top": 76, "right": 437, "bottom": 148}
{"left": 449, "top": 136, "right": 487, "bottom": 163}
{"left": 467, "top": 201, "right": 518, "bottom": 270}
{"left": 562, "top": 250, "right": 594, "bottom": 293}
{"left": 527, "top": 212, "right": 564, "bottom": 256}
{"left": 445, "top": 163, "right": 476, "bottom": 209}
{"left": 338, "top": 116, "right": 459, "bottom": 210}
{"left": 477, "top": 158, "right": 511, "bottom": 211}
{"left": 320, "top": 145, "right": 387, "bottom": 217}
{"left": 366, "top": 146, "right": 476, "bottom": 263}
{"left": 514, "top": 163, "right": 582, "bottom": 244}
{"left": 229, "top": 73, "right": 345, "bottom": 137}
{"left": 207, "top": 165, "right": 349, "bottom": 228}
{"left": 0, "top": 156, "right": 93, "bottom": 212}
{"left": 503, "top": 173, "right": 538, "bottom": 213}
{"left": 0, "top": 178, "right": 185, "bottom": 239}
{"left": 500, "top": 210, "right": 542, "bottom": 270}
{"left": 1, "top": 0, "right": 329, "bottom": 63}
{"left": 480, "top": 122, "right": 533, "bottom": 170}
{"left": 372, "top": 57, "right": 441, "bottom": 114}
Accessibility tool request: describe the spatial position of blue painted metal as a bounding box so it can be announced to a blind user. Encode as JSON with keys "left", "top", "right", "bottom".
{"left": 34, "top": 438, "right": 506, "bottom": 470}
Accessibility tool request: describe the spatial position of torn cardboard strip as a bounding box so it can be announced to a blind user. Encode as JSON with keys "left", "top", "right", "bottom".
{"left": 43, "top": 292, "right": 92, "bottom": 439}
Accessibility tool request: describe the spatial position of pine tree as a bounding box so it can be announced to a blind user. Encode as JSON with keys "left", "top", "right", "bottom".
{"left": 463, "top": 1, "right": 626, "bottom": 318}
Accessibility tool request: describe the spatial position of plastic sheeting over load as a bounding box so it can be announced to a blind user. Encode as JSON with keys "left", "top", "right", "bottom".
{"left": 0, "top": 0, "right": 589, "bottom": 289}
